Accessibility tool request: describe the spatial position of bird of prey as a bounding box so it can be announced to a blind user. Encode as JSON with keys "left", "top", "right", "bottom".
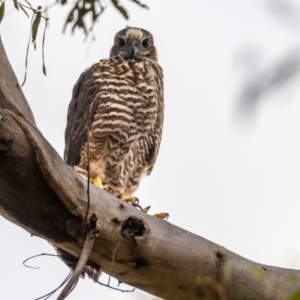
{"left": 60, "top": 27, "right": 166, "bottom": 281}
{"left": 64, "top": 27, "right": 165, "bottom": 212}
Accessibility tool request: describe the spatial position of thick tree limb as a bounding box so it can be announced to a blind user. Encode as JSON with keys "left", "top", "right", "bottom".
{"left": 0, "top": 32, "right": 300, "bottom": 300}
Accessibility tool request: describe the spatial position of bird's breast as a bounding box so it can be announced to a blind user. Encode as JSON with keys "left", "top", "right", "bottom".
{"left": 90, "top": 58, "right": 159, "bottom": 139}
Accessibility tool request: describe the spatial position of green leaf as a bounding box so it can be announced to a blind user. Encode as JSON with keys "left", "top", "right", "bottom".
{"left": 22, "top": 14, "right": 35, "bottom": 86}
{"left": 63, "top": 4, "right": 77, "bottom": 33}
{"left": 42, "top": 19, "right": 48, "bottom": 76}
{"left": 31, "top": 11, "right": 42, "bottom": 45}
{"left": 111, "top": 0, "right": 128, "bottom": 19}
{"left": 129, "top": 0, "right": 148, "bottom": 9}
{"left": 70, "top": 6, "right": 88, "bottom": 35}
{"left": 13, "top": 0, "right": 19, "bottom": 10}
{"left": 19, "top": 4, "right": 29, "bottom": 18}
{"left": 72, "top": 18, "right": 87, "bottom": 35}
{"left": 0, "top": 1, "right": 5, "bottom": 25}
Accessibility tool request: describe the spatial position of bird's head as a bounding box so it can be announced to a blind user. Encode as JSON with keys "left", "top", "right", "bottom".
{"left": 110, "top": 27, "right": 158, "bottom": 61}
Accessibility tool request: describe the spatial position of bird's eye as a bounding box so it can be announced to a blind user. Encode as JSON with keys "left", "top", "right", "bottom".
{"left": 142, "top": 38, "right": 150, "bottom": 48}
{"left": 118, "top": 38, "right": 126, "bottom": 48}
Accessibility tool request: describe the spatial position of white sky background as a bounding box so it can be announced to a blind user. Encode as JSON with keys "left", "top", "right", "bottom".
{"left": 1, "top": 0, "right": 300, "bottom": 299}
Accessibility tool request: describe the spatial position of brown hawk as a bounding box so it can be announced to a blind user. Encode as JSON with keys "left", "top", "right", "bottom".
{"left": 64, "top": 27, "right": 164, "bottom": 210}
{"left": 59, "top": 27, "right": 166, "bottom": 281}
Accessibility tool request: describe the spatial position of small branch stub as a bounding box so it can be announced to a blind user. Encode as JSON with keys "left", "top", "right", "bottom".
{"left": 0, "top": 138, "right": 13, "bottom": 156}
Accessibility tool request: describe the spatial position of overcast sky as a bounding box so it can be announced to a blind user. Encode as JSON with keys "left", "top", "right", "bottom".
{"left": 1, "top": 0, "right": 300, "bottom": 299}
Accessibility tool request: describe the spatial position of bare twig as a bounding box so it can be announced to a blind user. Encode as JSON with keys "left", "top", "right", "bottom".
{"left": 18, "top": 1, "right": 49, "bottom": 20}
{"left": 34, "top": 270, "right": 74, "bottom": 300}
{"left": 85, "top": 120, "right": 91, "bottom": 224}
{"left": 107, "top": 238, "right": 121, "bottom": 286}
{"left": 23, "top": 252, "right": 80, "bottom": 269}
{"left": 57, "top": 234, "right": 95, "bottom": 299}
{"left": 23, "top": 253, "right": 59, "bottom": 269}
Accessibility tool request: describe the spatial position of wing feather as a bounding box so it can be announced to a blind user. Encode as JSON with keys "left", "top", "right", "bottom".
{"left": 64, "top": 65, "right": 99, "bottom": 166}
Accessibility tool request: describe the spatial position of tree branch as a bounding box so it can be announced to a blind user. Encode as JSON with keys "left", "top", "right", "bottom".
{"left": 0, "top": 32, "right": 299, "bottom": 300}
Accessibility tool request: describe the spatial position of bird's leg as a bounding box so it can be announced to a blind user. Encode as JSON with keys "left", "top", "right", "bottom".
{"left": 92, "top": 175, "right": 103, "bottom": 189}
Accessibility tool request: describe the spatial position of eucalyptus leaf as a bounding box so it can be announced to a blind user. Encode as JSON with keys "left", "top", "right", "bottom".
{"left": 32, "top": 11, "right": 42, "bottom": 44}
{"left": 42, "top": 19, "right": 48, "bottom": 76}
{"left": 63, "top": 5, "right": 77, "bottom": 33}
{"left": 111, "top": 0, "right": 128, "bottom": 20}
{"left": 13, "top": 0, "right": 19, "bottom": 11}
{"left": 19, "top": 5, "right": 30, "bottom": 18}
{"left": 22, "top": 14, "right": 35, "bottom": 86}
{"left": 129, "top": 0, "right": 148, "bottom": 9}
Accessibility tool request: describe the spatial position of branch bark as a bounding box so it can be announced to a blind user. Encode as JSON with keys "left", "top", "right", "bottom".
{"left": 0, "top": 33, "right": 299, "bottom": 300}
{"left": 0, "top": 35, "right": 35, "bottom": 124}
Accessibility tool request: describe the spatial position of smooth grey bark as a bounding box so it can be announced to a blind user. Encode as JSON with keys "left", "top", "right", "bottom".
{"left": 0, "top": 35, "right": 35, "bottom": 124}
{"left": 0, "top": 33, "right": 299, "bottom": 300}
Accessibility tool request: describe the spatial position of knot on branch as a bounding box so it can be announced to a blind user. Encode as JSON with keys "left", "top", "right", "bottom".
{"left": 83, "top": 213, "right": 100, "bottom": 238}
{"left": 0, "top": 138, "right": 13, "bottom": 156}
{"left": 121, "top": 217, "right": 146, "bottom": 238}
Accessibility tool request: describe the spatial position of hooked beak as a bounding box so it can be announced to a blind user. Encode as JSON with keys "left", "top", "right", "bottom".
{"left": 128, "top": 41, "right": 139, "bottom": 59}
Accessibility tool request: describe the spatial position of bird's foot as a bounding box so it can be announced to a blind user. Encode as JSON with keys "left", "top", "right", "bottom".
{"left": 122, "top": 195, "right": 168, "bottom": 220}
{"left": 142, "top": 206, "right": 151, "bottom": 213}
{"left": 122, "top": 196, "right": 139, "bottom": 204}
{"left": 134, "top": 204, "right": 169, "bottom": 220}
{"left": 153, "top": 212, "right": 169, "bottom": 220}
{"left": 92, "top": 175, "right": 103, "bottom": 189}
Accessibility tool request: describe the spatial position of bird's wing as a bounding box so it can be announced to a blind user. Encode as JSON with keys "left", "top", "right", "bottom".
{"left": 64, "top": 65, "right": 99, "bottom": 166}
{"left": 144, "top": 91, "right": 164, "bottom": 175}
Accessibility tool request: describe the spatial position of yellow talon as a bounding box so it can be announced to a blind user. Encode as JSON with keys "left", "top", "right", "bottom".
{"left": 92, "top": 176, "right": 103, "bottom": 189}
{"left": 122, "top": 196, "right": 138, "bottom": 204}
{"left": 142, "top": 206, "right": 151, "bottom": 213}
{"left": 154, "top": 213, "right": 169, "bottom": 220}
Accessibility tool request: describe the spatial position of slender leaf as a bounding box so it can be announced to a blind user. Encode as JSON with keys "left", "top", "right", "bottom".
{"left": 111, "top": 0, "right": 128, "bottom": 19}
{"left": 63, "top": 4, "right": 77, "bottom": 33}
{"left": 0, "top": 1, "right": 5, "bottom": 24}
{"left": 22, "top": 14, "right": 35, "bottom": 86}
{"left": 13, "top": 0, "right": 19, "bottom": 10}
{"left": 72, "top": 18, "right": 87, "bottom": 35}
{"left": 71, "top": 5, "right": 88, "bottom": 35}
{"left": 129, "top": 0, "right": 148, "bottom": 9}
{"left": 42, "top": 19, "right": 48, "bottom": 76}
{"left": 19, "top": 4, "right": 30, "bottom": 18}
{"left": 31, "top": 11, "right": 41, "bottom": 47}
